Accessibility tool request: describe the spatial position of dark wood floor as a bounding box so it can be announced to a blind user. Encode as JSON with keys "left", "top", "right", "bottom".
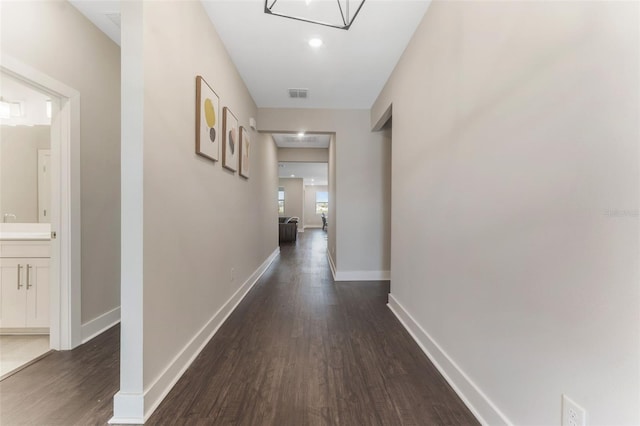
{"left": 0, "top": 325, "right": 119, "bottom": 425}
{"left": 0, "top": 229, "right": 478, "bottom": 425}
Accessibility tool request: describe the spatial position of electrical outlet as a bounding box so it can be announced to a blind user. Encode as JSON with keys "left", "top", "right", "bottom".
{"left": 562, "top": 395, "right": 586, "bottom": 426}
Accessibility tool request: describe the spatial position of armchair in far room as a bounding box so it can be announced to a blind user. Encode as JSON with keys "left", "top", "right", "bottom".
{"left": 279, "top": 216, "right": 298, "bottom": 243}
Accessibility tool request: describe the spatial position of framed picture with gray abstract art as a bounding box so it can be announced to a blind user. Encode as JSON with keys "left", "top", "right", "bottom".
{"left": 239, "top": 126, "right": 250, "bottom": 179}
{"left": 222, "top": 107, "right": 238, "bottom": 172}
{"left": 195, "top": 75, "right": 219, "bottom": 162}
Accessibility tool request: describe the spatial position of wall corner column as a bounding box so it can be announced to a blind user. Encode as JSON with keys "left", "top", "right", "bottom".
{"left": 111, "top": 0, "right": 144, "bottom": 423}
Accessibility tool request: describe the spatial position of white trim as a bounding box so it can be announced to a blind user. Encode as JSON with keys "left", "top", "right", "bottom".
{"left": 327, "top": 249, "right": 337, "bottom": 281}
{"left": 111, "top": 393, "right": 144, "bottom": 425}
{"left": 0, "top": 54, "right": 82, "bottom": 351}
{"left": 112, "top": 2, "right": 145, "bottom": 422}
{"left": 334, "top": 269, "right": 390, "bottom": 281}
{"left": 81, "top": 306, "right": 121, "bottom": 344}
{"left": 326, "top": 249, "right": 389, "bottom": 282}
{"left": 387, "top": 294, "right": 511, "bottom": 426}
{"left": 110, "top": 248, "right": 280, "bottom": 424}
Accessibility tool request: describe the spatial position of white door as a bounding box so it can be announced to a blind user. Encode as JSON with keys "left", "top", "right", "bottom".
{"left": 37, "top": 149, "right": 51, "bottom": 223}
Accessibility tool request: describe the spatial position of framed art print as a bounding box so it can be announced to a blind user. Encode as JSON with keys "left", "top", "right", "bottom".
{"left": 195, "top": 76, "right": 219, "bottom": 162}
{"left": 222, "top": 107, "right": 238, "bottom": 172}
{"left": 239, "top": 126, "right": 250, "bottom": 179}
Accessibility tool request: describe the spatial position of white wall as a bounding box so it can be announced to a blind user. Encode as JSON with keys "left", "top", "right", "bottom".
{"left": 0, "top": 125, "right": 50, "bottom": 223}
{"left": 1, "top": 1, "right": 121, "bottom": 326}
{"left": 278, "top": 147, "right": 328, "bottom": 163}
{"left": 279, "top": 178, "right": 304, "bottom": 222}
{"left": 304, "top": 185, "right": 328, "bottom": 228}
{"left": 117, "top": 1, "right": 278, "bottom": 421}
{"left": 259, "top": 109, "right": 391, "bottom": 279}
{"left": 372, "top": 2, "right": 639, "bottom": 424}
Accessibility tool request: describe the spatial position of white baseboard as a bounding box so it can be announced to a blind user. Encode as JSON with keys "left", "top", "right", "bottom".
{"left": 326, "top": 251, "right": 388, "bottom": 282}
{"left": 112, "top": 247, "right": 279, "bottom": 424}
{"left": 387, "top": 294, "right": 510, "bottom": 426}
{"left": 334, "top": 270, "right": 390, "bottom": 281}
{"left": 111, "top": 393, "right": 144, "bottom": 425}
{"left": 81, "top": 306, "right": 120, "bottom": 344}
{"left": 304, "top": 225, "right": 322, "bottom": 229}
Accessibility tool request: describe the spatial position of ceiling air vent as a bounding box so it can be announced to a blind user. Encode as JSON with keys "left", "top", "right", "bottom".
{"left": 288, "top": 88, "right": 308, "bottom": 99}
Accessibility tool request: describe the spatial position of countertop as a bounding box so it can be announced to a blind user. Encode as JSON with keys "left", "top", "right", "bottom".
{"left": 0, "top": 223, "right": 51, "bottom": 240}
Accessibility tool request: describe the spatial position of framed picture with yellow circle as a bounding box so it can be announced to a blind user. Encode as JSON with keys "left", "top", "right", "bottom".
{"left": 195, "top": 75, "right": 219, "bottom": 162}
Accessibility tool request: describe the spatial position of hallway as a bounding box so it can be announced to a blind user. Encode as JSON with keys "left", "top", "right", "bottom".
{"left": 1, "top": 229, "right": 477, "bottom": 425}
{"left": 148, "top": 229, "right": 477, "bottom": 425}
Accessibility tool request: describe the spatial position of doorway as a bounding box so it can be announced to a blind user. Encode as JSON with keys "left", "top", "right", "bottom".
{"left": 372, "top": 106, "right": 392, "bottom": 290}
{"left": 0, "top": 73, "right": 54, "bottom": 378}
{"left": 0, "top": 56, "right": 82, "bottom": 364}
{"left": 278, "top": 162, "right": 329, "bottom": 232}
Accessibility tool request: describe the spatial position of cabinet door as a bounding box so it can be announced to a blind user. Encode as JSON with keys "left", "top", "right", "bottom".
{"left": 0, "top": 259, "right": 27, "bottom": 328}
{"left": 26, "top": 259, "right": 49, "bottom": 328}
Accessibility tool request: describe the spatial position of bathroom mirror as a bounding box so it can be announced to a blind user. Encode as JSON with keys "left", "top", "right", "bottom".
{"left": 0, "top": 72, "right": 52, "bottom": 224}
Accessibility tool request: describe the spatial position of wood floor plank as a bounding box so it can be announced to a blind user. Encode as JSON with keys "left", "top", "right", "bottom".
{"left": 0, "top": 229, "right": 479, "bottom": 425}
{"left": 0, "top": 325, "right": 119, "bottom": 425}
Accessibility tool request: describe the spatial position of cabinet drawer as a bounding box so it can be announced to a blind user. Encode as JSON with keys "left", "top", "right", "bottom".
{"left": 0, "top": 242, "right": 51, "bottom": 258}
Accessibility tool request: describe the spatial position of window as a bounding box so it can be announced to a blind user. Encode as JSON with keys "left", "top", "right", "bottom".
{"left": 316, "top": 191, "right": 328, "bottom": 215}
{"left": 278, "top": 187, "right": 285, "bottom": 215}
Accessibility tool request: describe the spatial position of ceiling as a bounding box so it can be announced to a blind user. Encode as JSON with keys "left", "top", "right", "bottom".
{"left": 69, "top": 1, "right": 121, "bottom": 44}
{"left": 279, "top": 162, "right": 328, "bottom": 186}
{"left": 272, "top": 133, "right": 331, "bottom": 148}
{"left": 70, "top": 0, "right": 431, "bottom": 109}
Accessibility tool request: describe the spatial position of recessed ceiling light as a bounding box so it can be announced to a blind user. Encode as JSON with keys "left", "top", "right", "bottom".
{"left": 297, "top": 132, "right": 305, "bottom": 137}
{"left": 308, "top": 38, "right": 323, "bottom": 48}
{"left": 291, "top": 174, "right": 295, "bottom": 177}
{"left": 311, "top": 179, "right": 315, "bottom": 182}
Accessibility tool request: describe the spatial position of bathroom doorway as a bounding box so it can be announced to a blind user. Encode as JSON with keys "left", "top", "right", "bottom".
{"left": 0, "top": 72, "right": 54, "bottom": 378}
{"left": 0, "top": 56, "right": 82, "bottom": 373}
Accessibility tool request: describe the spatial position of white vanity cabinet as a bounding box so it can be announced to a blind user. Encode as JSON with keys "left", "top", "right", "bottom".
{"left": 0, "top": 241, "right": 50, "bottom": 331}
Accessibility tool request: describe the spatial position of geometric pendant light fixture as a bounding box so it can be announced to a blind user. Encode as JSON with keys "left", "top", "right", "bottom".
{"left": 264, "top": 0, "right": 367, "bottom": 30}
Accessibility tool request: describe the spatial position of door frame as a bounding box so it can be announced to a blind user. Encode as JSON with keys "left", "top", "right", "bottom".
{"left": 1, "top": 54, "right": 82, "bottom": 350}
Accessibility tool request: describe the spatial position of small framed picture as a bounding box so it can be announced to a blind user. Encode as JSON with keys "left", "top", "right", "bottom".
{"left": 195, "top": 76, "right": 219, "bottom": 162}
{"left": 239, "top": 126, "right": 250, "bottom": 179}
{"left": 222, "top": 107, "right": 238, "bottom": 172}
